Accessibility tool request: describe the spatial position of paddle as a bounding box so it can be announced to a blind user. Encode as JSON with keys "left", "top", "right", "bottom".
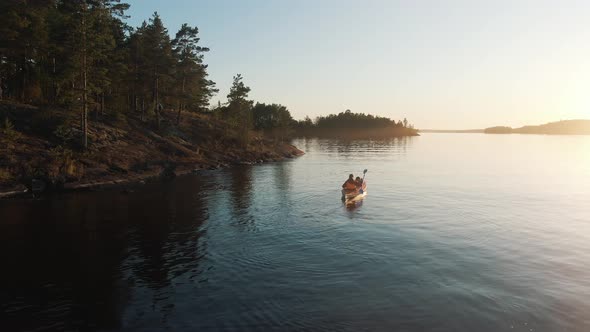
{"left": 360, "top": 169, "right": 368, "bottom": 193}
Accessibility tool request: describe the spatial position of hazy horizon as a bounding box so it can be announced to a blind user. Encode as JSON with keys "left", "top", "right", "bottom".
{"left": 421, "top": 118, "right": 590, "bottom": 131}
{"left": 125, "top": 0, "right": 590, "bottom": 129}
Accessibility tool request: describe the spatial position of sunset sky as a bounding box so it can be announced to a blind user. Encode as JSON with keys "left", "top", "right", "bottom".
{"left": 126, "top": 0, "right": 590, "bottom": 129}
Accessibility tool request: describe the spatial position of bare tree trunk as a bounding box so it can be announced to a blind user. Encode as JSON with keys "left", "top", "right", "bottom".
{"left": 94, "top": 93, "right": 99, "bottom": 119}
{"left": 20, "top": 47, "right": 27, "bottom": 101}
{"left": 154, "top": 73, "right": 160, "bottom": 130}
{"left": 82, "top": 2, "right": 88, "bottom": 150}
{"left": 141, "top": 98, "right": 145, "bottom": 121}
{"left": 133, "top": 60, "right": 139, "bottom": 113}
{"left": 101, "top": 93, "right": 105, "bottom": 116}
{"left": 177, "top": 102, "right": 181, "bottom": 125}
{"left": 51, "top": 57, "right": 56, "bottom": 103}
{"left": 177, "top": 76, "right": 185, "bottom": 125}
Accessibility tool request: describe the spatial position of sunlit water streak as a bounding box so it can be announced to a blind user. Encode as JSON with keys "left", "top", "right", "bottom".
{"left": 1, "top": 133, "right": 590, "bottom": 331}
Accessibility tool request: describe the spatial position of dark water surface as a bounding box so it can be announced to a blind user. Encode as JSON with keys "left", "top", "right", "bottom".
{"left": 1, "top": 134, "right": 590, "bottom": 331}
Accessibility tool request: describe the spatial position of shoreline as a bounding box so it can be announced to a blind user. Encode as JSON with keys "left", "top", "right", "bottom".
{"left": 0, "top": 145, "right": 304, "bottom": 199}
{"left": 0, "top": 102, "right": 304, "bottom": 200}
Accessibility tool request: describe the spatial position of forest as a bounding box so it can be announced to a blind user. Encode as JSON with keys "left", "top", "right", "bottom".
{"left": 0, "top": 1, "right": 219, "bottom": 149}
{"left": 0, "top": 1, "right": 416, "bottom": 195}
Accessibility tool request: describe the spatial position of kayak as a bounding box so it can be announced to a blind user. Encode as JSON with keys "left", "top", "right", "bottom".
{"left": 341, "top": 182, "right": 367, "bottom": 204}
{"left": 343, "top": 191, "right": 367, "bottom": 205}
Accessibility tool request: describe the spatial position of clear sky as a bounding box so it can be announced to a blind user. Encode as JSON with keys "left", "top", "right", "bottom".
{"left": 125, "top": 0, "right": 590, "bottom": 129}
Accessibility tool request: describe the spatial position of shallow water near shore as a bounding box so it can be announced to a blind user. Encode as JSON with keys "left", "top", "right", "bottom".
{"left": 1, "top": 134, "right": 590, "bottom": 331}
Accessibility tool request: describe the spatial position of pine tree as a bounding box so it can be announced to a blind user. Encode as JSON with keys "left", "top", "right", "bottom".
{"left": 172, "top": 24, "right": 216, "bottom": 124}
{"left": 128, "top": 22, "right": 149, "bottom": 120}
{"left": 142, "top": 12, "right": 175, "bottom": 129}
{"left": 87, "top": 0, "right": 130, "bottom": 118}
{"left": 48, "top": 0, "right": 129, "bottom": 148}
{"left": 227, "top": 74, "right": 253, "bottom": 145}
{"left": 0, "top": 0, "right": 52, "bottom": 102}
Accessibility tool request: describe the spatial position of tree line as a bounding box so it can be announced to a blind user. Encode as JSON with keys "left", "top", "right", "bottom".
{"left": 0, "top": 1, "right": 416, "bottom": 149}
{"left": 0, "top": 1, "right": 218, "bottom": 148}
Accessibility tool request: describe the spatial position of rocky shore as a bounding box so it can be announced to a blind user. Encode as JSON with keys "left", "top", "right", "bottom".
{"left": 0, "top": 102, "right": 304, "bottom": 198}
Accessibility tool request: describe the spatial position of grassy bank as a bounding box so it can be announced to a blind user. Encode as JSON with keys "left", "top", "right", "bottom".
{"left": 0, "top": 102, "right": 303, "bottom": 196}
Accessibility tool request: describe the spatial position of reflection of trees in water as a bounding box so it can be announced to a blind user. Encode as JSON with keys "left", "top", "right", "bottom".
{"left": 314, "top": 137, "right": 415, "bottom": 158}
{"left": 227, "top": 165, "right": 254, "bottom": 225}
{"left": 226, "top": 163, "right": 294, "bottom": 228}
{"left": 0, "top": 177, "right": 211, "bottom": 331}
{"left": 271, "top": 161, "right": 293, "bottom": 216}
{"left": 396, "top": 136, "right": 411, "bottom": 154}
{"left": 128, "top": 190, "right": 172, "bottom": 289}
{"left": 291, "top": 137, "right": 314, "bottom": 154}
{"left": 303, "top": 137, "right": 314, "bottom": 154}
{"left": 0, "top": 194, "right": 132, "bottom": 331}
{"left": 273, "top": 161, "right": 292, "bottom": 192}
{"left": 127, "top": 176, "right": 209, "bottom": 323}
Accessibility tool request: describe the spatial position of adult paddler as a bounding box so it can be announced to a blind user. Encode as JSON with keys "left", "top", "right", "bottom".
{"left": 342, "top": 174, "right": 357, "bottom": 191}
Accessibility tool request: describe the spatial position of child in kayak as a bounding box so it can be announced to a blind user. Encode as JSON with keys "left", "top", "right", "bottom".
{"left": 355, "top": 176, "right": 366, "bottom": 193}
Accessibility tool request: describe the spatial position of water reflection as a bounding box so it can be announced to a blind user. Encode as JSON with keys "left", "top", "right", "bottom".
{"left": 2, "top": 135, "right": 590, "bottom": 331}
{"left": 308, "top": 137, "right": 414, "bottom": 159}
{"left": 0, "top": 176, "right": 211, "bottom": 331}
{"left": 272, "top": 161, "right": 292, "bottom": 192}
{"left": 125, "top": 177, "right": 210, "bottom": 324}
{"left": 0, "top": 195, "right": 132, "bottom": 331}
{"left": 227, "top": 165, "right": 253, "bottom": 213}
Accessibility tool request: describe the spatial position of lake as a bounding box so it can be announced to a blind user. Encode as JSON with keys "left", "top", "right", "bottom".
{"left": 1, "top": 134, "right": 590, "bottom": 331}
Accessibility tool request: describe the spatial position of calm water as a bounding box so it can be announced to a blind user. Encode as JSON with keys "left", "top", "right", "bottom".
{"left": 1, "top": 134, "right": 590, "bottom": 331}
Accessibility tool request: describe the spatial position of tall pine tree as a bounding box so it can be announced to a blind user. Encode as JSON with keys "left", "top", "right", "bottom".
{"left": 227, "top": 74, "right": 253, "bottom": 146}
{"left": 142, "top": 12, "right": 174, "bottom": 129}
{"left": 172, "top": 24, "right": 217, "bottom": 124}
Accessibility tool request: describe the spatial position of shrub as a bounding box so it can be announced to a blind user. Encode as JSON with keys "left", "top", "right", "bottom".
{"left": 2, "top": 117, "right": 20, "bottom": 141}
{"left": 0, "top": 168, "right": 14, "bottom": 184}
{"left": 49, "top": 147, "right": 83, "bottom": 181}
{"left": 53, "top": 123, "right": 75, "bottom": 145}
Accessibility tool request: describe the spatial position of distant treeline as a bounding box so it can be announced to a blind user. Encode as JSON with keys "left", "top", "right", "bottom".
{"left": 0, "top": 1, "right": 418, "bottom": 149}
{"left": 419, "top": 129, "right": 484, "bottom": 133}
{"left": 485, "top": 120, "right": 590, "bottom": 135}
{"left": 292, "top": 110, "right": 419, "bottom": 138}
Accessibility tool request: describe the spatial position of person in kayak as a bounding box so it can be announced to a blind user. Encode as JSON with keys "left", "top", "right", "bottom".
{"left": 342, "top": 174, "right": 357, "bottom": 191}
{"left": 355, "top": 176, "right": 366, "bottom": 193}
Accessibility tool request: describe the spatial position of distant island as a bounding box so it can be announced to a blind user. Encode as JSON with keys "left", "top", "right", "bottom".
{"left": 419, "top": 129, "right": 484, "bottom": 133}
{"left": 293, "top": 110, "right": 419, "bottom": 139}
{"left": 419, "top": 120, "right": 590, "bottom": 135}
{"left": 485, "top": 120, "right": 590, "bottom": 135}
